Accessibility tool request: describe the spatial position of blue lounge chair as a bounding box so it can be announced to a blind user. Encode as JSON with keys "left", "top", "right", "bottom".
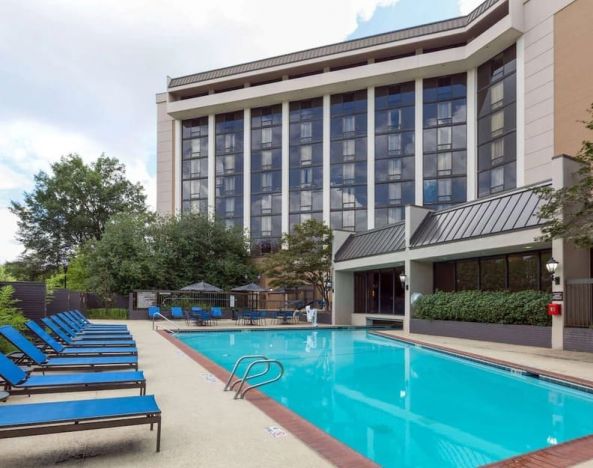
{"left": 0, "top": 326, "right": 138, "bottom": 371}
{"left": 0, "top": 352, "right": 145, "bottom": 395}
{"left": 46, "top": 317, "right": 133, "bottom": 342}
{"left": 41, "top": 318, "right": 135, "bottom": 347}
{"left": 171, "top": 307, "right": 184, "bottom": 319}
{"left": 210, "top": 307, "right": 223, "bottom": 323}
{"left": 59, "top": 312, "right": 128, "bottom": 332}
{"left": 67, "top": 310, "right": 127, "bottom": 330}
{"left": 148, "top": 306, "right": 160, "bottom": 319}
{"left": 51, "top": 315, "right": 131, "bottom": 338}
{"left": 0, "top": 395, "right": 162, "bottom": 451}
{"left": 25, "top": 321, "right": 137, "bottom": 356}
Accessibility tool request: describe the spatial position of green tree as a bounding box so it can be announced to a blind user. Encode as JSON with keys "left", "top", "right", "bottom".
{"left": 45, "top": 252, "right": 91, "bottom": 291}
{"left": 537, "top": 105, "right": 593, "bottom": 247}
{"left": 261, "top": 219, "right": 333, "bottom": 308}
{"left": 10, "top": 154, "right": 147, "bottom": 276}
{"left": 0, "top": 265, "right": 16, "bottom": 281}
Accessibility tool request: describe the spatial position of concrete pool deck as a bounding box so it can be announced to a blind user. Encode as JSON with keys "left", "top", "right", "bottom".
{"left": 3, "top": 321, "right": 593, "bottom": 467}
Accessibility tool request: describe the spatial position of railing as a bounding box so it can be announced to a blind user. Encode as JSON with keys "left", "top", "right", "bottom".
{"left": 152, "top": 312, "right": 182, "bottom": 333}
{"left": 224, "top": 355, "right": 284, "bottom": 399}
{"left": 565, "top": 278, "right": 593, "bottom": 328}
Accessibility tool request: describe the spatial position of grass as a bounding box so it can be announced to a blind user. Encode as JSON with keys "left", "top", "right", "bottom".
{"left": 86, "top": 308, "right": 128, "bottom": 320}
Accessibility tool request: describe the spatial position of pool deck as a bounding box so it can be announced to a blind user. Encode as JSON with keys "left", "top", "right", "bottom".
{"left": 4, "top": 320, "right": 593, "bottom": 467}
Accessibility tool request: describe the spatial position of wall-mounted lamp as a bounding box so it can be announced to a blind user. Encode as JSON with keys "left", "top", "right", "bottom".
{"left": 399, "top": 272, "right": 408, "bottom": 290}
{"left": 545, "top": 257, "right": 560, "bottom": 285}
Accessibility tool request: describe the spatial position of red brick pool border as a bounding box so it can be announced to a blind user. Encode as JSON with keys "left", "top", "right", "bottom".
{"left": 372, "top": 331, "right": 593, "bottom": 468}
{"left": 158, "top": 330, "right": 378, "bottom": 468}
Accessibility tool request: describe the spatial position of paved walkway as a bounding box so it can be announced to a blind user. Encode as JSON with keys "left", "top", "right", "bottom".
{"left": 2, "top": 320, "right": 331, "bottom": 467}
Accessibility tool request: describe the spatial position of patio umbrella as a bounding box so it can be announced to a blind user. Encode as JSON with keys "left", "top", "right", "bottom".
{"left": 230, "top": 282, "right": 268, "bottom": 293}
{"left": 180, "top": 281, "right": 223, "bottom": 292}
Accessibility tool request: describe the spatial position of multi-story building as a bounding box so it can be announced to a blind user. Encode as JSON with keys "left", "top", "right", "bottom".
{"left": 157, "top": 0, "right": 593, "bottom": 349}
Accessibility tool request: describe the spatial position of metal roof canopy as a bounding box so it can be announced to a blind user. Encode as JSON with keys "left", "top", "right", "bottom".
{"left": 335, "top": 222, "right": 406, "bottom": 262}
{"left": 230, "top": 283, "right": 268, "bottom": 292}
{"left": 168, "top": 0, "right": 500, "bottom": 88}
{"left": 180, "top": 281, "right": 223, "bottom": 292}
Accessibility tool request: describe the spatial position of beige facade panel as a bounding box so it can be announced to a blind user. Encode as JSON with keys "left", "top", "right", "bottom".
{"left": 554, "top": 0, "right": 593, "bottom": 156}
{"left": 156, "top": 99, "right": 175, "bottom": 215}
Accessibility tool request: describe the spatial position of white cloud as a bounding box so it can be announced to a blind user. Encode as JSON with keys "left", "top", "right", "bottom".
{"left": 457, "top": 0, "right": 485, "bottom": 15}
{"left": 0, "top": 206, "right": 20, "bottom": 264}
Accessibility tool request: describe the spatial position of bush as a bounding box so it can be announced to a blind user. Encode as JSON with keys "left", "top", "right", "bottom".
{"left": 86, "top": 308, "right": 128, "bottom": 320}
{"left": 413, "top": 290, "right": 552, "bottom": 326}
{"left": 0, "top": 285, "right": 27, "bottom": 353}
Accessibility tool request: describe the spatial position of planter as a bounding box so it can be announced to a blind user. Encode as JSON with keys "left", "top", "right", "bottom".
{"left": 410, "top": 318, "right": 551, "bottom": 348}
{"left": 564, "top": 328, "right": 593, "bottom": 353}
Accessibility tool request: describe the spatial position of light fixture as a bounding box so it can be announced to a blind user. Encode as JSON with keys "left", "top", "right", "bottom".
{"left": 324, "top": 274, "right": 333, "bottom": 291}
{"left": 399, "top": 272, "right": 408, "bottom": 290}
{"left": 545, "top": 257, "right": 560, "bottom": 285}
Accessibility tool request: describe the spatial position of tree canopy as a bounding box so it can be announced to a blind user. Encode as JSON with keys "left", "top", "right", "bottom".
{"left": 10, "top": 154, "right": 147, "bottom": 275}
{"left": 84, "top": 212, "right": 257, "bottom": 296}
{"left": 261, "top": 219, "right": 333, "bottom": 307}
{"left": 537, "top": 105, "right": 593, "bottom": 247}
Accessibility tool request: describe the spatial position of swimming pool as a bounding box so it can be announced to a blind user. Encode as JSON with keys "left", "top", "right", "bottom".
{"left": 179, "top": 328, "right": 593, "bottom": 467}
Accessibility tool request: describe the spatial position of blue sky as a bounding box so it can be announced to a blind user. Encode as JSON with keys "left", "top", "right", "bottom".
{"left": 0, "top": 0, "right": 481, "bottom": 263}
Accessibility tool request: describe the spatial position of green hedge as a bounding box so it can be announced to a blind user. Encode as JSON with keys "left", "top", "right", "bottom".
{"left": 86, "top": 308, "right": 128, "bottom": 320}
{"left": 413, "top": 290, "right": 552, "bottom": 326}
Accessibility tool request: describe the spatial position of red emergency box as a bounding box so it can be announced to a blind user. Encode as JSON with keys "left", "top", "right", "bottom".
{"left": 547, "top": 303, "right": 562, "bottom": 316}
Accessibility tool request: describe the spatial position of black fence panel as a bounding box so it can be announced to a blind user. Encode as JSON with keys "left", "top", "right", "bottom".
{"left": 0, "top": 281, "right": 46, "bottom": 321}
{"left": 565, "top": 279, "right": 593, "bottom": 328}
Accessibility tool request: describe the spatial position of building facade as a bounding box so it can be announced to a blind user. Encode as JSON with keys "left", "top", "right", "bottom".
{"left": 157, "top": 0, "right": 593, "bottom": 349}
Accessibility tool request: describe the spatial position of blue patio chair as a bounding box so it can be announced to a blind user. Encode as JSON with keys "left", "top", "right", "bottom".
{"left": 171, "top": 307, "right": 184, "bottom": 319}
{"left": 0, "top": 395, "right": 162, "bottom": 451}
{"left": 147, "top": 306, "right": 160, "bottom": 319}
{"left": 0, "top": 352, "right": 145, "bottom": 395}
{"left": 61, "top": 311, "right": 127, "bottom": 330}
{"left": 47, "top": 316, "right": 133, "bottom": 341}
{"left": 0, "top": 326, "right": 138, "bottom": 371}
{"left": 197, "top": 310, "right": 212, "bottom": 326}
{"left": 210, "top": 307, "right": 223, "bottom": 323}
{"left": 56, "top": 313, "right": 129, "bottom": 335}
{"left": 41, "top": 318, "right": 135, "bottom": 348}
{"left": 25, "top": 321, "right": 137, "bottom": 356}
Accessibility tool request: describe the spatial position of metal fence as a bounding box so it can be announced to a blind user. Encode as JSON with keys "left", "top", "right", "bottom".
{"left": 565, "top": 278, "right": 593, "bottom": 327}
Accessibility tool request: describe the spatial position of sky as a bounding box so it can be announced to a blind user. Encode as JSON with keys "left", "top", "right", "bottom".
{"left": 0, "top": 0, "right": 483, "bottom": 263}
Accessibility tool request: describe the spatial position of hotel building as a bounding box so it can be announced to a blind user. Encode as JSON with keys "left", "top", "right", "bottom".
{"left": 157, "top": 0, "right": 593, "bottom": 350}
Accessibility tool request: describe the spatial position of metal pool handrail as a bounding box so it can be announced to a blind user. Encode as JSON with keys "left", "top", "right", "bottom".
{"left": 234, "top": 359, "right": 284, "bottom": 399}
{"left": 152, "top": 312, "right": 181, "bottom": 333}
{"left": 224, "top": 355, "right": 268, "bottom": 391}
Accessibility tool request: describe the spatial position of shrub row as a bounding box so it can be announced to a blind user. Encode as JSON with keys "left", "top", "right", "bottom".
{"left": 413, "top": 290, "right": 552, "bottom": 326}
{"left": 86, "top": 308, "right": 128, "bottom": 320}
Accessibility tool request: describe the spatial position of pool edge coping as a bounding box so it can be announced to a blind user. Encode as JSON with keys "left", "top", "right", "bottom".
{"left": 157, "top": 329, "right": 379, "bottom": 468}
{"left": 371, "top": 330, "right": 593, "bottom": 468}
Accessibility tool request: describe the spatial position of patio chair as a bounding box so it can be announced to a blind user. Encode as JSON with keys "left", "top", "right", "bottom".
{"left": 41, "top": 318, "right": 135, "bottom": 347}
{"left": 197, "top": 310, "right": 212, "bottom": 326}
{"left": 210, "top": 307, "right": 223, "bottom": 324}
{"left": 69, "top": 310, "right": 127, "bottom": 330}
{"left": 0, "top": 352, "right": 145, "bottom": 396}
{"left": 0, "top": 395, "right": 162, "bottom": 452}
{"left": 25, "top": 321, "right": 137, "bottom": 357}
{"left": 46, "top": 316, "right": 133, "bottom": 341}
{"left": 56, "top": 313, "right": 129, "bottom": 335}
{"left": 59, "top": 312, "right": 128, "bottom": 332}
{"left": 171, "top": 307, "right": 184, "bottom": 319}
{"left": 0, "top": 326, "right": 138, "bottom": 371}
{"left": 148, "top": 306, "right": 160, "bottom": 319}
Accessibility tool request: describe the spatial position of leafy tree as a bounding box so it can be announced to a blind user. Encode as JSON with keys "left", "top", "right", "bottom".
{"left": 45, "top": 252, "right": 91, "bottom": 291}
{"left": 537, "top": 105, "right": 593, "bottom": 247}
{"left": 0, "top": 265, "right": 16, "bottom": 282}
{"left": 261, "top": 219, "right": 333, "bottom": 308}
{"left": 10, "top": 154, "right": 147, "bottom": 275}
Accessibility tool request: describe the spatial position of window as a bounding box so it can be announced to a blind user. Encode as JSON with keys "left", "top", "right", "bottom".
{"left": 261, "top": 172, "right": 272, "bottom": 191}
{"left": 300, "top": 168, "right": 313, "bottom": 187}
{"left": 387, "top": 159, "right": 402, "bottom": 179}
{"left": 491, "top": 166, "right": 504, "bottom": 191}
{"left": 387, "top": 207, "right": 402, "bottom": 224}
{"left": 190, "top": 159, "right": 202, "bottom": 177}
{"left": 343, "top": 211, "right": 355, "bottom": 230}
{"left": 191, "top": 139, "right": 201, "bottom": 156}
{"left": 225, "top": 198, "right": 235, "bottom": 216}
{"left": 343, "top": 163, "right": 355, "bottom": 183}
{"left": 480, "top": 256, "right": 505, "bottom": 290}
{"left": 491, "top": 139, "right": 504, "bottom": 164}
{"left": 343, "top": 115, "right": 355, "bottom": 133}
{"left": 224, "top": 134, "right": 235, "bottom": 152}
{"left": 438, "top": 179, "right": 452, "bottom": 201}
{"left": 437, "top": 101, "right": 452, "bottom": 124}
{"left": 224, "top": 155, "right": 235, "bottom": 174}
{"left": 387, "top": 134, "right": 402, "bottom": 154}
{"left": 261, "top": 111, "right": 273, "bottom": 126}
{"left": 261, "top": 150, "right": 272, "bottom": 170}
{"left": 456, "top": 260, "right": 479, "bottom": 290}
{"left": 491, "top": 54, "right": 504, "bottom": 81}
{"left": 300, "top": 145, "right": 312, "bottom": 165}
{"left": 224, "top": 177, "right": 235, "bottom": 194}
{"left": 343, "top": 139, "right": 355, "bottom": 159}
{"left": 300, "top": 121, "right": 312, "bottom": 139}
{"left": 261, "top": 194, "right": 272, "bottom": 214}
{"left": 343, "top": 188, "right": 355, "bottom": 208}
{"left": 491, "top": 111, "right": 504, "bottom": 137}
{"left": 437, "top": 127, "right": 452, "bottom": 149}
{"left": 261, "top": 216, "right": 272, "bottom": 237}
{"left": 388, "top": 109, "right": 401, "bottom": 129}
{"left": 437, "top": 152, "right": 452, "bottom": 176}
{"left": 490, "top": 81, "right": 504, "bottom": 109}
{"left": 225, "top": 219, "right": 234, "bottom": 229}
{"left": 300, "top": 190, "right": 312, "bottom": 210}
{"left": 388, "top": 183, "right": 402, "bottom": 204}
{"left": 261, "top": 127, "right": 272, "bottom": 146}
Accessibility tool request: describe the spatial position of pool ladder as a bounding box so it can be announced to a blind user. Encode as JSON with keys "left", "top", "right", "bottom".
{"left": 224, "top": 355, "right": 284, "bottom": 399}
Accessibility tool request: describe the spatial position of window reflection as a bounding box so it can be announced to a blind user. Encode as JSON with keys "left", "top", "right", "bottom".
{"left": 181, "top": 117, "right": 209, "bottom": 215}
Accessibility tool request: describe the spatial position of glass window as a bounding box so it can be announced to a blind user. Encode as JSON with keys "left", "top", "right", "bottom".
{"left": 437, "top": 152, "right": 452, "bottom": 176}
{"left": 387, "top": 159, "right": 402, "bottom": 179}
{"left": 300, "top": 190, "right": 312, "bottom": 210}
{"left": 225, "top": 198, "right": 235, "bottom": 216}
{"left": 491, "top": 139, "right": 504, "bottom": 164}
{"left": 438, "top": 179, "right": 452, "bottom": 201}
{"left": 388, "top": 134, "right": 402, "bottom": 154}
{"left": 491, "top": 166, "right": 504, "bottom": 192}
{"left": 224, "top": 134, "right": 235, "bottom": 152}
{"left": 300, "top": 121, "right": 312, "bottom": 139}
{"left": 388, "top": 109, "right": 401, "bottom": 129}
{"left": 300, "top": 168, "right": 313, "bottom": 187}
{"left": 491, "top": 111, "right": 504, "bottom": 137}
{"left": 480, "top": 257, "right": 506, "bottom": 290}
{"left": 224, "top": 177, "right": 235, "bottom": 194}
{"left": 261, "top": 150, "right": 272, "bottom": 169}
{"left": 438, "top": 127, "right": 452, "bottom": 149}
{"left": 343, "top": 139, "right": 355, "bottom": 158}
{"left": 261, "top": 172, "right": 272, "bottom": 191}
{"left": 437, "top": 101, "right": 452, "bottom": 124}
{"left": 261, "top": 127, "right": 272, "bottom": 145}
{"left": 300, "top": 145, "right": 312, "bottom": 165}
{"left": 508, "top": 254, "right": 539, "bottom": 291}
{"left": 343, "top": 163, "right": 355, "bottom": 183}
{"left": 490, "top": 81, "right": 504, "bottom": 109}
{"left": 261, "top": 194, "right": 272, "bottom": 214}
{"left": 456, "top": 260, "right": 479, "bottom": 290}
{"left": 261, "top": 216, "right": 272, "bottom": 236}
{"left": 343, "top": 115, "right": 355, "bottom": 133}
{"left": 388, "top": 183, "right": 402, "bottom": 203}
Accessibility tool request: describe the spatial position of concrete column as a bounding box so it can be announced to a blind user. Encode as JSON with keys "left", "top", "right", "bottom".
{"left": 281, "top": 101, "right": 290, "bottom": 234}
{"left": 243, "top": 109, "right": 251, "bottom": 233}
{"left": 333, "top": 270, "right": 354, "bottom": 325}
{"left": 516, "top": 36, "right": 525, "bottom": 187}
{"left": 404, "top": 259, "right": 433, "bottom": 334}
{"left": 367, "top": 86, "right": 376, "bottom": 229}
{"left": 207, "top": 114, "right": 216, "bottom": 218}
{"left": 174, "top": 119, "right": 182, "bottom": 213}
{"left": 466, "top": 68, "right": 477, "bottom": 201}
{"left": 323, "top": 94, "right": 331, "bottom": 225}
{"left": 414, "top": 78, "right": 423, "bottom": 206}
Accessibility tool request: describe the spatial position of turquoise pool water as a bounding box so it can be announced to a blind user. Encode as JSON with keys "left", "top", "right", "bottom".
{"left": 179, "top": 329, "right": 593, "bottom": 467}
